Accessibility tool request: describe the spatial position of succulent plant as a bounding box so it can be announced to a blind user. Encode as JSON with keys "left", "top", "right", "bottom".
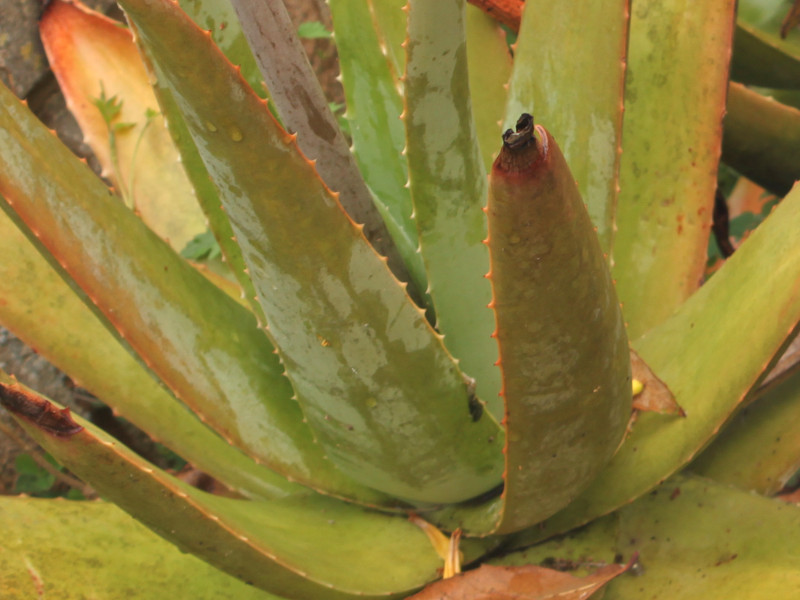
{"left": 1, "top": 0, "right": 800, "bottom": 597}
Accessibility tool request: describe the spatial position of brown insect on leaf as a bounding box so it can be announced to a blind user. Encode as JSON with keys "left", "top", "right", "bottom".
{"left": 630, "top": 349, "right": 685, "bottom": 417}
{"left": 407, "top": 559, "right": 633, "bottom": 600}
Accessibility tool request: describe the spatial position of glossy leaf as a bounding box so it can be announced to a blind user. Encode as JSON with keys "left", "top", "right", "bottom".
{"left": 692, "top": 364, "right": 800, "bottom": 495}
{"left": 119, "top": 0, "right": 504, "bottom": 503}
{"left": 510, "top": 180, "right": 800, "bottom": 548}
{"left": 0, "top": 496, "right": 279, "bottom": 600}
{"left": 0, "top": 200, "right": 301, "bottom": 500}
{"left": 722, "top": 82, "right": 800, "bottom": 197}
{"left": 329, "top": 0, "right": 429, "bottom": 304}
{"left": 404, "top": 0, "right": 500, "bottom": 420}
{"left": 733, "top": 0, "right": 800, "bottom": 88}
{"left": 140, "top": 62, "right": 262, "bottom": 321}
{"left": 485, "top": 119, "right": 630, "bottom": 534}
{"left": 39, "top": 0, "right": 205, "bottom": 251}
{"left": 499, "top": 474, "right": 800, "bottom": 599}
{"left": 612, "top": 0, "right": 736, "bottom": 338}
{"left": 229, "top": 0, "right": 410, "bottom": 288}
{"left": 506, "top": 0, "right": 629, "bottom": 252}
{"left": 0, "top": 379, "right": 471, "bottom": 599}
{"left": 0, "top": 81, "right": 387, "bottom": 504}
{"left": 176, "top": 0, "right": 268, "bottom": 99}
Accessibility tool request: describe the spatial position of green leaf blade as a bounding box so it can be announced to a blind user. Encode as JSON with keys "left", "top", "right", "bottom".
{"left": 0, "top": 380, "right": 451, "bottom": 599}
{"left": 404, "top": 0, "right": 500, "bottom": 420}
{"left": 612, "top": 0, "right": 736, "bottom": 338}
{"left": 506, "top": 0, "right": 629, "bottom": 253}
{"left": 0, "top": 81, "right": 384, "bottom": 504}
{"left": 329, "top": 0, "right": 430, "bottom": 303}
{"left": 120, "top": 0, "right": 504, "bottom": 503}
{"left": 0, "top": 496, "right": 280, "bottom": 600}
{"left": 512, "top": 179, "right": 800, "bottom": 547}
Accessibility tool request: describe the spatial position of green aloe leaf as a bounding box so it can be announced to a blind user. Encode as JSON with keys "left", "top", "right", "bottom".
{"left": 367, "top": 0, "right": 406, "bottom": 82}
{"left": 176, "top": 0, "right": 268, "bottom": 100}
{"left": 329, "top": 0, "right": 429, "bottom": 304}
{"left": 0, "top": 496, "right": 279, "bottom": 599}
{"left": 465, "top": 5, "right": 513, "bottom": 172}
{"left": 496, "top": 474, "right": 800, "bottom": 599}
{"left": 133, "top": 37, "right": 263, "bottom": 322}
{"left": 0, "top": 80, "right": 388, "bottom": 505}
{"left": 369, "top": 0, "right": 511, "bottom": 174}
{"left": 0, "top": 202, "right": 300, "bottom": 500}
{"left": 119, "top": 0, "right": 504, "bottom": 503}
{"left": 732, "top": 0, "right": 800, "bottom": 88}
{"left": 0, "top": 378, "right": 496, "bottom": 599}
{"left": 722, "top": 82, "right": 800, "bottom": 197}
{"left": 228, "top": 0, "right": 410, "bottom": 288}
{"left": 612, "top": 0, "right": 736, "bottom": 338}
{"left": 506, "top": 0, "right": 629, "bottom": 253}
{"left": 510, "top": 180, "right": 800, "bottom": 548}
{"left": 691, "top": 364, "right": 800, "bottom": 495}
{"left": 484, "top": 119, "right": 630, "bottom": 534}
{"left": 404, "top": 0, "right": 500, "bottom": 420}
{"left": 39, "top": 0, "right": 206, "bottom": 251}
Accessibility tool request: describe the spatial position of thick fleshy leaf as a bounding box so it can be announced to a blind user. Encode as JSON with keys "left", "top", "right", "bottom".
{"left": 732, "top": 0, "right": 800, "bottom": 88}
{"left": 722, "top": 82, "right": 800, "bottom": 197}
{"left": 612, "top": 0, "right": 736, "bottom": 338}
{"left": 510, "top": 180, "right": 800, "bottom": 548}
{"left": 506, "top": 0, "right": 628, "bottom": 252}
{"left": 175, "top": 0, "right": 267, "bottom": 100}
{"left": 0, "top": 81, "right": 388, "bottom": 504}
{"left": 329, "top": 0, "right": 429, "bottom": 304}
{"left": 119, "top": 0, "right": 504, "bottom": 503}
{"left": 39, "top": 0, "right": 205, "bottom": 251}
{"left": 140, "top": 64, "right": 262, "bottom": 320}
{"left": 367, "top": 0, "right": 406, "bottom": 82}
{"left": 691, "top": 364, "right": 800, "bottom": 495}
{"left": 484, "top": 119, "right": 630, "bottom": 534}
{"left": 498, "top": 474, "right": 800, "bottom": 599}
{"left": 466, "top": 5, "right": 513, "bottom": 172}
{"left": 228, "top": 0, "right": 411, "bottom": 289}
{"left": 0, "top": 379, "right": 487, "bottom": 599}
{"left": 404, "top": 0, "right": 500, "bottom": 420}
{"left": 0, "top": 496, "right": 279, "bottom": 599}
{"left": 0, "top": 200, "right": 301, "bottom": 500}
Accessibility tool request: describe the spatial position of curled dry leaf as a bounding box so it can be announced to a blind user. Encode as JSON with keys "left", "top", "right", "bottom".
{"left": 407, "top": 560, "right": 631, "bottom": 600}
{"left": 781, "top": 0, "right": 800, "bottom": 38}
{"left": 630, "top": 349, "right": 685, "bottom": 417}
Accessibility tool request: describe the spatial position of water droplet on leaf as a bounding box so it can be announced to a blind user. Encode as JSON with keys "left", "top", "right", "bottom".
{"left": 229, "top": 126, "right": 243, "bottom": 142}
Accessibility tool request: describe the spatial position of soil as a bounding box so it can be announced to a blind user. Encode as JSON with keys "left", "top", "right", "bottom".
{"left": 0, "top": 0, "right": 342, "bottom": 495}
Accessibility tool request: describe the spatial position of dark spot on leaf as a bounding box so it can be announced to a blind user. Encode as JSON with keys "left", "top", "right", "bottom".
{"left": 0, "top": 382, "right": 82, "bottom": 437}
{"left": 468, "top": 393, "right": 484, "bottom": 422}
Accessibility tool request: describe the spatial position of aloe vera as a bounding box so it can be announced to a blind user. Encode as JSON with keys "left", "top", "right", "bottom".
{"left": 1, "top": 0, "right": 799, "bottom": 598}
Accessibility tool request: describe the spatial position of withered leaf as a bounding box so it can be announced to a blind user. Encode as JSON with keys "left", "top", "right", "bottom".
{"left": 407, "top": 561, "right": 630, "bottom": 600}
{"left": 630, "top": 349, "right": 685, "bottom": 416}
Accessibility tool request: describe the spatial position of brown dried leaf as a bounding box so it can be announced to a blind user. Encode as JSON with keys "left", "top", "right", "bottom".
{"left": 631, "top": 349, "right": 685, "bottom": 416}
{"left": 781, "top": 0, "right": 800, "bottom": 38}
{"left": 407, "top": 561, "right": 630, "bottom": 600}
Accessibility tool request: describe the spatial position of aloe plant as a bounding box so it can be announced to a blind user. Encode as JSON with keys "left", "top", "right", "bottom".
{"left": 1, "top": 0, "right": 800, "bottom": 597}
